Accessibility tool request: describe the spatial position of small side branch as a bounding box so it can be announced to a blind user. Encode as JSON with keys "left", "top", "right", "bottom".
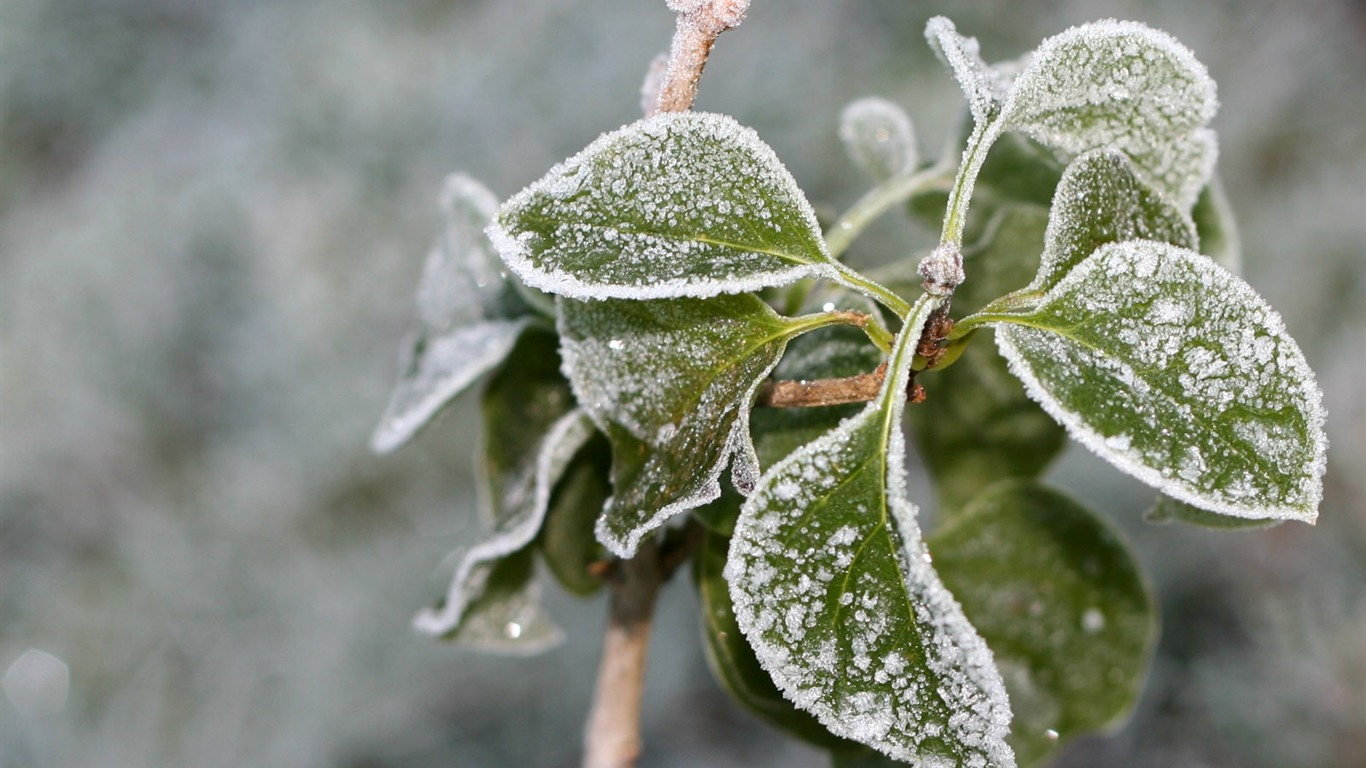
{"left": 651, "top": 0, "right": 750, "bottom": 115}
{"left": 756, "top": 363, "right": 888, "bottom": 408}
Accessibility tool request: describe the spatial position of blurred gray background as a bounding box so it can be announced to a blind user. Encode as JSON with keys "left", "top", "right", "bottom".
{"left": 1, "top": 1, "right": 1362, "bottom": 766}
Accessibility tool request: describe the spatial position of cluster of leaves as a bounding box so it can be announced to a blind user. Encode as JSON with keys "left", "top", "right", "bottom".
{"left": 372, "top": 16, "right": 1326, "bottom": 768}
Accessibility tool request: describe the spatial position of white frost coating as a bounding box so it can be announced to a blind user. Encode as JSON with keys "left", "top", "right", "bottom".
{"left": 1031, "top": 148, "right": 1197, "bottom": 292}
{"left": 727, "top": 299, "right": 1014, "bottom": 765}
{"left": 488, "top": 112, "right": 840, "bottom": 302}
{"left": 993, "top": 241, "right": 1326, "bottom": 522}
{"left": 925, "top": 16, "right": 1011, "bottom": 125}
{"left": 559, "top": 296, "right": 795, "bottom": 557}
{"left": 1001, "top": 20, "right": 1219, "bottom": 208}
{"left": 413, "top": 410, "right": 595, "bottom": 638}
{"left": 838, "top": 97, "right": 919, "bottom": 182}
{"left": 372, "top": 174, "right": 529, "bottom": 454}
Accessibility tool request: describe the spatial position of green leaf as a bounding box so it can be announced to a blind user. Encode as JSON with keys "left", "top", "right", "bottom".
{"left": 559, "top": 294, "right": 831, "bottom": 557}
{"left": 1030, "top": 149, "right": 1196, "bottom": 292}
{"left": 982, "top": 240, "right": 1326, "bottom": 523}
{"left": 931, "top": 480, "right": 1156, "bottom": 767}
{"left": 372, "top": 174, "right": 532, "bottom": 454}
{"left": 413, "top": 331, "right": 596, "bottom": 640}
{"left": 694, "top": 525, "right": 848, "bottom": 750}
{"left": 1191, "top": 175, "right": 1241, "bottom": 272}
{"left": 1002, "top": 20, "right": 1218, "bottom": 208}
{"left": 490, "top": 112, "right": 842, "bottom": 301}
{"left": 839, "top": 97, "right": 919, "bottom": 183}
{"left": 925, "top": 17, "right": 1010, "bottom": 125}
{"left": 1144, "top": 494, "right": 1282, "bottom": 530}
{"left": 538, "top": 433, "right": 611, "bottom": 596}
{"left": 727, "top": 298, "right": 1014, "bottom": 766}
{"left": 908, "top": 206, "right": 1066, "bottom": 516}
{"left": 433, "top": 548, "right": 563, "bottom": 655}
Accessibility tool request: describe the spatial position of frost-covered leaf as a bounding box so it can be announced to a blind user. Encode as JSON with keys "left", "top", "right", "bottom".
{"left": 411, "top": 333, "right": 596, "bottom": 640}
{"left": 538, "top": 433, "right": 611, "bottom": 596}
{"left": 371, "top": 174, "right": 532, "bottom": 454}
{"left": 727, "top": 299, "right": 1014, "bottom": 766}
{"left": 490, "top": 112, "right": 840, "bottom": 301}
{"left": 1002, "top": 20, "right": 1219, "bottom": 208}
{"left": 1031, "top": 149, "right": 1196, "bottom": 292}
{"left": 478, "top": 330, "right": 577, "bottom": 526}
{"left": 909, "top": 206, "right": 1066, "bottom": 515}
{"left": 931, "top": 480, "right": 1156, "bottom": 767}
{"left": 1144, "top": 494, "right": 1282, "bottom": 530}
{"left": 925, "top": 16, "right": 1010, "bottom": 125}
{"left": 839, "top": 97, "right": 919, "bottom": 183}
{"left": 984, "top": 240, "right": 1326, "bottom": 523}
{"left": 560, "top": 294, "right": 825, "bottom": 557}
{"left": 694, "top": 525, "right": 848, "bottom": 750}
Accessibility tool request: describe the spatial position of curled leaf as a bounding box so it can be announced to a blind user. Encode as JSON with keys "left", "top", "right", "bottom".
{"left": 559, "top": 295, "right": 831, "bottom": 557}
{"left": 925, "top": 16, "right": 1010, "bottom": 125}
{"left": 372, "top": 174, "right": 532, "bottom": 454}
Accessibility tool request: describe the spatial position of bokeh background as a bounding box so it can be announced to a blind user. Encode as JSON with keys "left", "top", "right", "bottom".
{"left": 2, "top": 1, "right": 1362, "bottom": 766}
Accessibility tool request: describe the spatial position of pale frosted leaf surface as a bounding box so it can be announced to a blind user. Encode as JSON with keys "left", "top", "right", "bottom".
{"left": 1032, "top": 149, "right": 1196, "bottom": 292}
{"left": 931, "top": 480, "right": 1156, "bottom": 767}
{"left": 412, "top": 409, "right": 595, "bottom": 639}
{"left": 1002, "top": 20, "right": 1218, "bottom": 208}
{"left": 489, "top": 112, "right": 839, "bottom": 301}
{"left": 925, "top": 16, "right": 1010, "bottom": 125}
{"left": 989, "top": 241, "right": 1326, "bottom": 522}
{"left": 727, "top": 300, "right": 1014, "bottom": 766}
{"left": 559, "top": 295, "right": 805, "bottom": 557}
{"left": 372, "top": 174, "right": 531, "bottom": 454}
{"left": 838, "top": 97, "right": 919, "bottom": 183}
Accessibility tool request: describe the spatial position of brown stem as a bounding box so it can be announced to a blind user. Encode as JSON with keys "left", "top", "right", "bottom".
{"left": 582, "top": 540, "right": 665, "bottom": 768}
{"left": 756, "top": 363, "right": 888, "bottom": 408}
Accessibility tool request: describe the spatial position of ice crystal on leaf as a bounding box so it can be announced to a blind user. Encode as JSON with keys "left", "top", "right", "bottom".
{"left": 1032, "top": 148, "right": 1196, "bottom": 291}
{"left": 558, "top": 294, "right": 826, "bottom": 557}
{"left": 727, "top": 300, "right": 1014, "bottom": 766}
{"left": 489, "top": 112, "right": 841, "bottom": 301}
{"left": 988, "top": 241, "right": 1326, "bottom": 523}
{"left": 1001, "top": 20, "right": 1219, "bottom": 209}
{"left": 925, "top": 17, "right": 1011, "bottom": 125}
{"left": 371, "top": 174, "right": 532, "bottom": 454}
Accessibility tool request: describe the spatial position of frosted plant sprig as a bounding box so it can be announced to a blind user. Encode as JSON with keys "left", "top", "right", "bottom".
{"left": 370, "top": 9, "right": 1327, "bottom": 768}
